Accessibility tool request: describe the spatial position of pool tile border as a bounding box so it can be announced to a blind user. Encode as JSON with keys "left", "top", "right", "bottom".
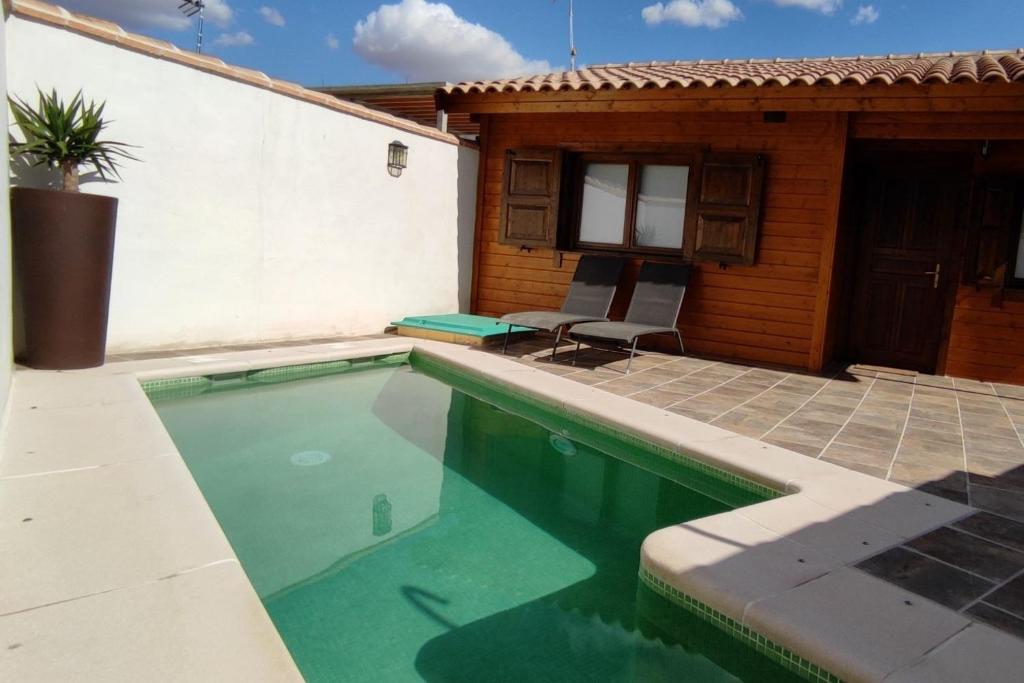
{"left": 639, "top": 567, "right": 842, "bottom": 683}
{"left": 411, "top": 350, "right": 781, "bottom": 505}
{"left": 140, "top": 353, "right": 412, "bottom": 400}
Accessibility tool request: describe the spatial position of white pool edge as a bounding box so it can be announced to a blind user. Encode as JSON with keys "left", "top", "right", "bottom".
{"left": 1, "top": 338, "right": 1020, "bottom": 682}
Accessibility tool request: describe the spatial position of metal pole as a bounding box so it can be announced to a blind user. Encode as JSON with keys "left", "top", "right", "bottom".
{"left": 196, "top": 1, "right": 205, "bottom": 53}
{"left": 569, "top": 0, "right": 576, "bottom": 71}
{"left": 178, "top": 1, "right": 206, "bottom": 53}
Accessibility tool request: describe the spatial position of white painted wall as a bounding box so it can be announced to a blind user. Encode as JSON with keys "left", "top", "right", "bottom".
{"left": 6, "top": 17, "right": 476, "bottom": 352}
{"left": 0, "top": 11, "right": 14, "bottom": 421}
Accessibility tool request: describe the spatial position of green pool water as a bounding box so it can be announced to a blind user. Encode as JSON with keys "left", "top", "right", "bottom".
{"left": 149, "top": 357, "right": 803, "bottom": 683}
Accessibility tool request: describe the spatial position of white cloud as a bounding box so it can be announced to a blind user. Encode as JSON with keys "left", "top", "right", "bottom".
{"left": 258, "top": 6, "right": 285, "bottom": 27}
{"left": 353, "top": 0, "right": 553, "bottom": 82}
{"left": 326, "top": 33, "right": 340, "bottom": 51}
{"left": 642, "top": 0, "right": 742, "bottom": 28}
{"left": 772, "top": 0, "right": 843, "bottom": 14}
{"left": 851, "top": 4, "right": 880, "bottom": 25}
{"left": 58, "top": 0, "right": 233, "bottom": 31}
{"left": 213, "top": 31, "right": 255, "bottom": 47}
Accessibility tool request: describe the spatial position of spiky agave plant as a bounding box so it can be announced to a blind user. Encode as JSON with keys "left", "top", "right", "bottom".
{"left": 9, "top": 88, "right": 138, "bottom": 192}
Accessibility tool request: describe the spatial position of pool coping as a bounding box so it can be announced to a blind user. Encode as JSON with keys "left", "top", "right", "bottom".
{"left": 1, "top": 338, "right": 1021, "bottom": 682}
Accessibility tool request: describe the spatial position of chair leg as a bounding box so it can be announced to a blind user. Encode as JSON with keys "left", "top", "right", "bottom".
{"left": 626, "top": 337, "right": 639, "bottom": 374}
{"left": 674, "top": 329, "right": 685, "bottom": 355}
{"left": 572, "top": 339, "right": 581, "bottom": 366}
{"left": 501, "top": 324, "right": 513, "bottom": 354}
{"left": 550, "top": 326, "right": 563, "bottom": 361}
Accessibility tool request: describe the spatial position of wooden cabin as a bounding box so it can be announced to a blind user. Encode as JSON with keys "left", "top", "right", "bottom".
{"left": 437, "top": 51, "right": 1024, "bottom": 384}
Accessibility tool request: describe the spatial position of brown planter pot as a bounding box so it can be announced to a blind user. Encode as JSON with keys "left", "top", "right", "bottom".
{"left": 11, "top": 187, "right": 118, "bottom": 369}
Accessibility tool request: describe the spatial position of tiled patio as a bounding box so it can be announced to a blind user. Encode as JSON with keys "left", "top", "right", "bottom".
{"left": 490, "top": 335, "right": 1024, "bottom": 639}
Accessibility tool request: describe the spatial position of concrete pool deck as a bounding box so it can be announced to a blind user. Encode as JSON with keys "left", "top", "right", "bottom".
{"left": 1, "top": 336, "right": 1022, "bottom": 681}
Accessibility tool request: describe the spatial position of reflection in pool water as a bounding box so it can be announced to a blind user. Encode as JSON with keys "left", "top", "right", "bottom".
{"left": 151, "top": 362, "right": 801, "bottom": 683}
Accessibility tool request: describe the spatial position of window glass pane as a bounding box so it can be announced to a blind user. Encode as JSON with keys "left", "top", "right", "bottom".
{"left": 579, "top": 163, "right": 628, "bottom": 245}
{"left": 635, "top": 165, "right": 688, "bottom": 249}
{"left": 1016, "top": 211, "right": 1024, "bottom": 279}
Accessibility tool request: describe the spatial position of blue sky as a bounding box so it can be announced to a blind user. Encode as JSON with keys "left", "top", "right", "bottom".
{"left": 61, "top": 1, "right": 1024, "bottom": 87}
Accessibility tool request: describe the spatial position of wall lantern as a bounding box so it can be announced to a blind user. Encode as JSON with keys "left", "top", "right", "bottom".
{"left": 387, "top": 140, "right": 408, "bottom": 177}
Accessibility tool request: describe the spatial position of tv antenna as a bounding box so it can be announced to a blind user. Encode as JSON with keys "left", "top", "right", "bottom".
{"left": 177, "top": 1, "right": 206, "bottom": 53}
{"left": 569, "top": 0, "right": 577, "bottom": 71}
{"left": 554, "top": 0, "right": 577, "bottom": 71}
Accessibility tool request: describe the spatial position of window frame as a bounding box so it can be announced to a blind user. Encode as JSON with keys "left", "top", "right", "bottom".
{"left": 566, "top": 152, "right": 698, "bottom": 258}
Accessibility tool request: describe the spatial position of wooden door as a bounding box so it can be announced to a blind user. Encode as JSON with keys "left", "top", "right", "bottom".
{"left": 849, "top": 167, "right": 965, "bottom": 372}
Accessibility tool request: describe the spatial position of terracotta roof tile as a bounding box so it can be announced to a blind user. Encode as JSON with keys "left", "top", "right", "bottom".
{"left": 443, "top": 50, "right": 1024, "bottom": 95}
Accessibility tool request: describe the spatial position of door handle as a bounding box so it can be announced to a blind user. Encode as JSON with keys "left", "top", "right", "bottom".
{"left": 924, "top": 263, "right": 941, "bottom": 289}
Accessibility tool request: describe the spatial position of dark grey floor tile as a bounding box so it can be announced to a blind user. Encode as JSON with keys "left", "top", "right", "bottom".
{"left": 966, "top": 602, "right": 1024, "bottom": 641}
{"left": 906, "top": 526, "right": 1024, "bottom": 581}
{"left": 857, "top": 546, "right": 994, "bottom": 611}
{"left": 967, "top": 456, "right": 1024, "bottom": 495}
{"left": 985, "top": 573, "right": 1024, "bottom": 617}
{"left": 915, "top": 483, "right": 970, "bottom": 506}
{"left": 971, "top": 485, "right": 1024, "bottom": 524}
{"left": 953, "top": 512, "right": 1024, "bottom": 553}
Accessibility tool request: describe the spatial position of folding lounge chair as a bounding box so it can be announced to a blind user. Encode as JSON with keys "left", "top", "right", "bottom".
{"left": 497, "top": 255, "right": 624, "bottom": 359}
{"left": 568, "top": 261, "right": 690, "bottom": 374}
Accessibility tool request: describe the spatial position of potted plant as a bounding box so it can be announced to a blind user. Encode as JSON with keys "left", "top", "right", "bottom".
{"left": 8, "top": 88, "right": 138, "bottom": 369}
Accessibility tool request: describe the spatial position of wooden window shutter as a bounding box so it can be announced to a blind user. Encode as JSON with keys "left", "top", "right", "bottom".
{"left": 499, "top": 149, "right": 562, "bottom": 248}
{"left": 967, "top": 179, "right": 1016, "bottom": 285}
{"left": 684, "top": 152, "right": 766, "bottom": 265}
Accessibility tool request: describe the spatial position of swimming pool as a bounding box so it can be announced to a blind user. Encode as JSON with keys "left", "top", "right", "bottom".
{"left": 147, "top": 353, "right": 804, "bottom": 682}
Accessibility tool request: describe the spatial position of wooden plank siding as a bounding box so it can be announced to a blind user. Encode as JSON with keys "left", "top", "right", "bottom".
{"left": 951, "top": 137, "right": 1024, "bottom": 383}
{"left": 473, "top": 111, "right": 847, "bottom": 370}
{"left": 947, "top": 288, "right": 1024, "bottom": 383}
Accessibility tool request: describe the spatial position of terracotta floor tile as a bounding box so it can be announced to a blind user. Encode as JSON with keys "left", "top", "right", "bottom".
{"left": 820, "top": 456, "right": 890, "bottom": 479}
{"left": 760, "top": 437, "right": 824, "bottom": 458}
{"left": 629, "top": 388, "right": 685, "bottom": 409}
{"left": 902, "top": 425, "right": 964, "bottom": 446}
{"left": 821, "top": 441, "right": 894, "bottom": 469}
{"left": 897, "top": 435, "right": 968, "bottom": 462}
{"left": 834, "top": 422, "right": 901, "bottom": 451}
